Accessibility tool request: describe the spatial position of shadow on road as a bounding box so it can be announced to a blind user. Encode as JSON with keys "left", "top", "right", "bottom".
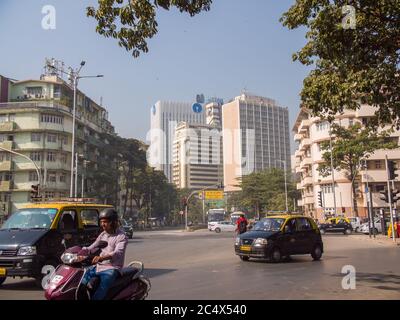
{"left": 145, "top": 268, "right": 177, "bottom": 278}
{"left": 0, "top": 279, "right": 42, "bottom": 291}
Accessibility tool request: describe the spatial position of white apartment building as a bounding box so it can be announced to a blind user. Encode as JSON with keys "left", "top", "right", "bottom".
{"left": 172, "top": 122, "right": 223, "bottom": 189}
{"left": 222, "top": 94, "right": 291, "bottom": 192}
{"left": 148, "top": 101, "right": 206, "bottom": 182}
{"left": 293, "top": 105, "right": 400, "bottom": 221}
{"left": 0, "top": 71, "right": 114, "bottom": 221}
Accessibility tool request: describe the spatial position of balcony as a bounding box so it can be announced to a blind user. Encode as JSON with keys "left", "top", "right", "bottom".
{"left": 294, "top": 133, "right": 303, "bottom": 142}
{"left": 294, "top": 149, "right": 303, "bottom": 158}
{"left": 0, "top": 122, "right": 16, "bottom": 132}
{"left": 0, "top": 161, "right": 13, "bottom": 172}
{"left": 297, "top": 199, "right": 303, "bottom": 207}
{"left": 304, "top": 196, "right": 315, "bottom": 205}
{"left": 298, "top": 119, "right": 310, "bottom": 133}
{"left": 299, "top": 138, "right": 311, "bottom": 151}
{"left": 301, "top": 176, "right": 313, "bottom": 187}
{"left": 296, "top": 182, "right": 303, "bottom": 190}
{"left": 0, "top": 141, "right": 14, "bottom": 150}
{"left": 300, "top": 157, "right": 313, "bottom": 169}
{"left": 0, "top": 181, "right": 13, "bottom": 192}
{"left": 361, "top": 170, "right": 389, "bottom": 183}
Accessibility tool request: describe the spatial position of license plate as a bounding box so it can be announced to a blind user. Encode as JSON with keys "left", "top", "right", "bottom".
{"left": 0, "top": 268, "right": 6, "bottom": 276}
{"left": 240, "top": 245, "right": 251, "bottom": 252}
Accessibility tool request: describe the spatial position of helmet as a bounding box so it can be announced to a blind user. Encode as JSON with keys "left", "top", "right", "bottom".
{"left": 99, "top": 208, "right": 119, "bottom": 222}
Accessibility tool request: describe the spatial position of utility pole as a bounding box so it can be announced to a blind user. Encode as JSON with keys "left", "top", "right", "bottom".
{"left": 329, "top": 127, "right": 337, "bottom": 216}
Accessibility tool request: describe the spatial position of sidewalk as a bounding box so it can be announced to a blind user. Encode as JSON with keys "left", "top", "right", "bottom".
{"left": 350, "top": 233, "right": 400, "bottom": 247}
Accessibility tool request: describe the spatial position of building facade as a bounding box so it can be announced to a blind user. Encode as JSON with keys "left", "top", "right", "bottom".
{"left": 172, "top": 122, "right": 223, "bottom": 189}
{"left": 293, "top": 105, "right": 400, "bottom": 221}
{"left": 222, "top": 94, "right": 291, "bottom": 192}
{"left": 148, "top": 100, "right": 206, "bottom": 182}
{"left": 0, "top": 72, "right": 114, "bottom": 221}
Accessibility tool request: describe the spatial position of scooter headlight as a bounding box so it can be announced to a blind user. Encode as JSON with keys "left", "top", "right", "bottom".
{"left": 61, "top": 253, "right": 78, "bottom": 264}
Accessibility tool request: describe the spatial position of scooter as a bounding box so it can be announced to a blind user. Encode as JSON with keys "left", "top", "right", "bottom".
{"left": 44, "top": 241, "right": 151, "bottom": 300}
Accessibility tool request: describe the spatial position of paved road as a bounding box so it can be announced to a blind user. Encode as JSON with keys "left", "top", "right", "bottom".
{"left": 0, "top": 230, "right": 399, "bottom": 300}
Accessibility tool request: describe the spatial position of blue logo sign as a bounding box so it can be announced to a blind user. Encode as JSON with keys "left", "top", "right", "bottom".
{"left": 192, "top": 103, "right": 203, "bottom": 113}
{"left": 151, "top": 105, "right": 156, "bottom": 115}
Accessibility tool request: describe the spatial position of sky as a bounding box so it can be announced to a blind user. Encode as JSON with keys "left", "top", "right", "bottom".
{"left": 0, "top": 0, "right": 310, "bottom": 151}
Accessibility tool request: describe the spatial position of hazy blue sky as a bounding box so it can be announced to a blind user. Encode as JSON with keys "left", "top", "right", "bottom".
{"left": 0, "top": 0, "right": 310, "bottom": 149}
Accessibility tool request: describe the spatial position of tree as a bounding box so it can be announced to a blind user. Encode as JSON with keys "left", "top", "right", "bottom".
{"left": 87, "top": 0, "right": 213, "bottom": 57}
{"left": 281, "top": 1, "right": 400, "bottom": 127}
{"left": 235, "top": 168, "right": 299, "bottom": 218}
{"left": 318, "top": 123, "right": 397, "bottom": 216}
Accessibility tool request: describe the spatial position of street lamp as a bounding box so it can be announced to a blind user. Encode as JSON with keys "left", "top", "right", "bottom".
{"left": 0, "top": 146, "right": 42, "bottom": 195}
{"left": 276, "top": 160, "right": 289, "bottom": 213}
{"left": 69, "top": 73, "right": 103, "bottom": 197}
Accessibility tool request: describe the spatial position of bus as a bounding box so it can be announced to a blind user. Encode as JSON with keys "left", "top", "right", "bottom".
{"left": 207, "top": 209, "right": 226, "bottom": 223}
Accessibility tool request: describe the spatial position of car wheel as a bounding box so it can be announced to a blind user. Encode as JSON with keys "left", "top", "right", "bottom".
{"left": 311, "top": 244, "right": 323, "bottom": 261}
{"left": 344, "top": 229, "right": 352, "bottom": 235}
{"left": 215, "top": 228, "right": 221, "bottom": 233}
{"left": 0, "top": 277, "right": 6, "bottom": 286}
{"left": 240, "top": 256, "right": 249, "bottom": 261}
{"left": 270, "top": 247, "right": 282, "bottom": 263}
{"left": 355, "top": 227, "right": 359, "bottom": 233}
{"left": 373, "top": 228, "right": 379, "bottom": 235}
{"left": 320, "top": 229, "right": 325, "bottom": 235}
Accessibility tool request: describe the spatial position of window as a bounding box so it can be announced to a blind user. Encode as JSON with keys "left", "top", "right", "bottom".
{"left": 29, "top": 171, "right": 38, "bottom": 182}
{"left": 47, "top": 134, "right": 57, "bottom": 143}
{"left": 40, "top": 114, "right": 63, "bottom": 124}
{"left": 349, "top": 119, "right": 354, "bottom": 126}
{"left": 45, "top": 191, "right": 55, "bottom": 199}
{"left": 31, "top": 133, "right": 41, "bottom": 142}
{"left": 0, "top": 115, "right": 7, "bottom": 123}
{"left": 375, "top": 161, "right": 382, "bottom": 169}
{"left": 60, "top": 153, "right": 67, "bottom": 164}
{"left": 27, "top": 86, "right": 43, "bottom": 96}
{"left": 59, "top": 174, "right": 66, "bottom": 183}
{"left": 80, "top": 209, "right": 99, "bottom": 228}
{"left": 297, "top": 218, "right": 312, "bottom": 231}
{"left": 47, "top": 171, "right": 57, "bottom": 183}
{"left": 8, "top": 114, "right": 15, "bottom": 122}
{"left": 30, "top": 152, "right": 41, "bottom": 162}
{"left": 47, "top": 152, "right": 56, "bottom": 162}
{"left": 59, "top": 135, "right": 68, "bottom": 145}
{"left": 0, "top": 153, "right": 10, "bottom": 162}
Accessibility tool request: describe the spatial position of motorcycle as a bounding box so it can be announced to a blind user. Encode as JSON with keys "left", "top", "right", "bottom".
{"left": 44, "top": 240, "right": 151, "bottom": 300}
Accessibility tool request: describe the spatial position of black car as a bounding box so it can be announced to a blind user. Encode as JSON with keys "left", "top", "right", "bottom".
{"left": 318, "top": 217, "right": 353, "bottom": 235}
{"left": 234, "top": 215, "right": 323, "bottom": 263}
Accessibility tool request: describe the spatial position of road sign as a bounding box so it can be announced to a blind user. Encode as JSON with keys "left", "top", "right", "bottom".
{"left": 205, "top": 190, "right": 224, "bottom": 200}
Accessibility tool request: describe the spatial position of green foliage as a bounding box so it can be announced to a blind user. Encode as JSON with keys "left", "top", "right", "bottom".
{"left": 281, "top": 1, "right": 400, "bottom": 127}
{"left": 87, "top": 0, "right": 213, "bottom": 57}
{"left": 231, "top": 168, "right": 299, "bottom": 217}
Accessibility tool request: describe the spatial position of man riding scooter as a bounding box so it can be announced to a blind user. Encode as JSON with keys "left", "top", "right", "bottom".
{"left": 80, "top": 208, "right": 128, "bottom": 300}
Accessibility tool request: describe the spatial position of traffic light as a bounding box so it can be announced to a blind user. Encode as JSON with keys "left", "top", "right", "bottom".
{"left": 387, "top": 160, "right": 399, "bottom": 180}
{"left": 379, "top": 190, "right": 388, "bottom": 203}
{"left": 30, "top": 184, "right": 39, "bottom": 201}
{"left": 317, "top": 191, "right": 323, "bottom": 207}
{"left": 392, "top": 189, "right": 400, "bottom": 203}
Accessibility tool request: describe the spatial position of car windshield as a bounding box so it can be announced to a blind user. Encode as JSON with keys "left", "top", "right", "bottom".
{"left": 1, "top": 208, "right": 58, "bottom": 230}
{"left": 252, "top": 218, "right": 285, "bottom": 232}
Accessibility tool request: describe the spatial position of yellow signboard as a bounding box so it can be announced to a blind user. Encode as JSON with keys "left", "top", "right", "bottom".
{"left": 205, "top": 190, "right": 224, "bottom": 200}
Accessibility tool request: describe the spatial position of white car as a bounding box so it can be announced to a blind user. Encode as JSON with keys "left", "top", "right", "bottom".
{"left": 348, "top": 217, "right": 362, "bottom": 232}
{"left": 208, "top": 221, "right": 236, "bottom": 233}
{"left": 359, "top": 219, "right": 382, "bottom": 234}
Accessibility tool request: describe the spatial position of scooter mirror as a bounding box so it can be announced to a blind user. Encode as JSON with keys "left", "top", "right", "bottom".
{"left": 61, "top": 239, "right": 67, "bottom": 250}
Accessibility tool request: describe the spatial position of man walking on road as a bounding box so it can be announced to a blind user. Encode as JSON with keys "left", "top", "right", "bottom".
{"left": 236, "top": 214, "right": 248, "bottom": 235}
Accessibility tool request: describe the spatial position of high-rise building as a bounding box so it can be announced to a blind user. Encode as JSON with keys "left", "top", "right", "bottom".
{"left": 293, "top": 105, "right": 400, "bottom": 221}
{"left": 222, "top": 94, "right": 290, "bottom": 192}
{"left": 0, "top": 70, "right": 114, "bottom": 222}
{"left": 148, "top": 100, "right": 206, "bottom": 182}
{"left": 172, "top": 122, "right": 223, "bottom": 189}
{"left": 205, "top": 101, "right": 222, "bottom": 129}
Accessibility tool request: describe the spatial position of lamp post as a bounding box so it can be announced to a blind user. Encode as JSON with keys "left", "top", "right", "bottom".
{"left": 276, "top": 160, "right": 289, "bottom": 213}
{"left": 0, "top": 146, "right": 42, "bottom": 195}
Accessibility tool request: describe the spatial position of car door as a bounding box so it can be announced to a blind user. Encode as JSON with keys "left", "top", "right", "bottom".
{"left": 79, "top": 208, "right": 101, "bottom": 246}
{"left": 296, "top": 217, "right": 314, "bottom": 253}
{"left": 58, "top": 208, "right": 81, "bottom": 248}
{"left": 281, "top": 218, "right": 301, "bottom": 255}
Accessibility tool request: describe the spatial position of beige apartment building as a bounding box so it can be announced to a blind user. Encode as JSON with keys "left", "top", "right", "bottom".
{"left": 222, "top": 94, "right": 290, "bottom": 192}
{"left": 293, "top": 105, "right": 400, "bottom": 221}
{"left": 172, "top": 122, "right": 223, "bottom": 189}
{"left": 0, "top": 70, "right": 114, "bottom": 221}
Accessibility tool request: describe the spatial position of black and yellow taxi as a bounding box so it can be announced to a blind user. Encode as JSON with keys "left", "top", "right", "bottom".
{"left": 234, "top": 215, "right": 323, "bottom": 262}
{"left": 318, "top": 217, "right": 353, "bottom": 235}
{"left": 0, "top": 201, "right": 113, "bottom": 287}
